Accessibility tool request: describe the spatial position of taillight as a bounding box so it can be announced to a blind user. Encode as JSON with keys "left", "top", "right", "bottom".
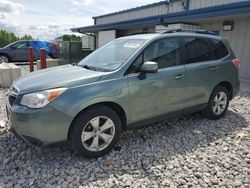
{"left": 52, "top": 43, "right": 59, "bottom": 50}
{"left": 232, "top": 59, "right": 240, "bottom": 70}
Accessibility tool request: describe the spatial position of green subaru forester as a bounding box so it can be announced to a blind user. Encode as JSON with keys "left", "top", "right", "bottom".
{"left": 6, "top": 30, "right": 240, "bottom": 158}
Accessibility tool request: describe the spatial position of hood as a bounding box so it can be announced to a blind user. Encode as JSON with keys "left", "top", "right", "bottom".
{"left": 0, "top": 46, "right": 9, "bottom": 51}
{"left": 14, "top": 65, "right": 103, "bottom": 94}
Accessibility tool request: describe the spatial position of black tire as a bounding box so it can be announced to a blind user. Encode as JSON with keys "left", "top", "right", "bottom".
{"left": 70, "top": 105, "right": 122, "bottom": 158}
{"left": 0, "top": 55, "right": 9, "bottom": 63}
{"left": 46, "top": 54, "right": 52, "bottom": 59}
{"left": 203, "top": 86, "right": 230, "bottom": 120}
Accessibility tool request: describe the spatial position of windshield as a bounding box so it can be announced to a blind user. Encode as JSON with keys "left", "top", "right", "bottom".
{"left": 78, "top": 38, "right": 146, "bottom": 71}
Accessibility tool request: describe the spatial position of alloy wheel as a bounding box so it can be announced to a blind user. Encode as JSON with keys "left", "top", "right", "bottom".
{"left": 212, "top": 91, "right": 228, "bottom": 115}
{"left": 81, "top": 116, "right": 115, "bottom": 152}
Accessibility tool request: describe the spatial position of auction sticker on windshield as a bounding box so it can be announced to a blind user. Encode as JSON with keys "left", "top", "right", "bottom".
{"left": 123, "top": 43, "right": 140, "bottom": 48}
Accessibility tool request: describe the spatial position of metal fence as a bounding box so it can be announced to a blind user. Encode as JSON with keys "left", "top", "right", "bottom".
{"left": 57, "top": 41, "right": 92, "bottom": 64}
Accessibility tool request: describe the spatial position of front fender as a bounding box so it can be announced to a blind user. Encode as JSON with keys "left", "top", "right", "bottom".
{"left": 51, "top": 77, "right": 130, "bottom": 124}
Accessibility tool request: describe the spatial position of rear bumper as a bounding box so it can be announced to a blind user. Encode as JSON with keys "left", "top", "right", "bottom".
{"left": 6, "top": 97, "right": 73, "bottom": 147}
{"left": 232, "top": 79, "right": 240, "bottom": 99}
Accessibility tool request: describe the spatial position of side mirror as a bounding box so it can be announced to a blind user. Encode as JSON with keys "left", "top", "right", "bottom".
{"left": 139, "top": 61, "right": 158, "bottom": 73}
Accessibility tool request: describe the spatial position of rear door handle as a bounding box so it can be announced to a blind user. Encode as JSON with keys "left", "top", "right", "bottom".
{"left": 174, "top": 74, "right": 184, "bottom": 80}
{"left": 209, "top": 66, "right": 218, "bottom": 71}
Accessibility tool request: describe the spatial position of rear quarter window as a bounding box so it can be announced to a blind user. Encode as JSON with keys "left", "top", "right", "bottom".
{"left": 209, "top": 39, "right": 229, "bottom": 60}
{"left": 183, "top": 37, "right": 212, "bottom": 64}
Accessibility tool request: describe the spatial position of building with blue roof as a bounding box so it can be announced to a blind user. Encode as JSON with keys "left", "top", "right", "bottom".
{"left": 72, "top": 0, "right": 250, "bottom": 82}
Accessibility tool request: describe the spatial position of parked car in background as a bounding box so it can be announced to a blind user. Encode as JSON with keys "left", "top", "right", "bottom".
{"left": 6, "top": 29, "right": 240, "bottom": 158}
{"left": 0, "top": 40, "right": 58, "bottom": 63}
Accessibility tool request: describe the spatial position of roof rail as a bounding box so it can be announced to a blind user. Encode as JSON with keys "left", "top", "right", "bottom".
{"left": 161, "top": 29, "right": 218, "bottom": 36}
{"left": 128, "top": 31, "right": 156, "bottom": 36}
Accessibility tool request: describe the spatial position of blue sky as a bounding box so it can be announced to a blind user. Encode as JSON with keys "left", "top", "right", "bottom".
{"left": 0, "top": 0, "right": 161, "bottom": 40}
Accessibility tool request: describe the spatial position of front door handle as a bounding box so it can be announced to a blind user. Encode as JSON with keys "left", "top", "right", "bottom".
{"left": 209, "top": 66, "right": 218, "bottom": 71}
{"left": 174, "top": 74, "right": 184, "bottom": 80}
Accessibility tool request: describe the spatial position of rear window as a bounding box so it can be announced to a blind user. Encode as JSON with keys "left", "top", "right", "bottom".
{"left": 183, "top": 37, "right": 211, "bottom": 64}
{"left": 209, "top": 39, "right": 229, "bottom": 60}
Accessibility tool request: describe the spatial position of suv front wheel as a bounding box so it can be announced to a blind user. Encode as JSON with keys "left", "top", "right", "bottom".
{"left": 70, "top": 105, "right": 122, "bottom": 158}
{"left": 203, "top": 86, "right": 230, "bottom": 120}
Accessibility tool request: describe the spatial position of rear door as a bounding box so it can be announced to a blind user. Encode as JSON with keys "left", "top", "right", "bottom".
{"left": 182, "top": 36, "right": 216, "bottom": 108}
{"left": 127, "top": 37, "right": 187, "bottom": 123}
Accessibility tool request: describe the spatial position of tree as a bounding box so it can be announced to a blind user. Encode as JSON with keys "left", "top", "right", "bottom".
{"left": 0, "top": 30, "right": 33, "bottom": 47}
{"left": 55, "top": 34, "right": 81, "bottom": 42}
{"left": 20, "top": 34, "right": 33, "bottom": 40}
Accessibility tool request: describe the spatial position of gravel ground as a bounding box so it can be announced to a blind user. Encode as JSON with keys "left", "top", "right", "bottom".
{"left": 0, "top": 65, "right": 249, "bottom": 187}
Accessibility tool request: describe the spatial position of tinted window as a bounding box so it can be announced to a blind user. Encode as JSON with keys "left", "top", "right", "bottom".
{"left": 144, "top": 38, "right": 180, "bottom": 69}
{"left": 127, "top": 55, "right": 143, "bottom": 74}
{"left": 184, "top": 37, "right": 211, "bottom": 64}
{"left": 209, "top": 39, "right": 229, "bottom": 60}
{"left": 12, "top": 41, "right": 29, "bottom": 49}
{"left": 127, "top": 38, "right": 180, "bottom": 74}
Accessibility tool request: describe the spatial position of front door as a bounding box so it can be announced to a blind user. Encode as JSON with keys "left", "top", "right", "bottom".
{"left": 127, "top": 37, "right": 187, "bottom": 124}
{"left": 9, "top": 41, "right": 29, "bottom": 61}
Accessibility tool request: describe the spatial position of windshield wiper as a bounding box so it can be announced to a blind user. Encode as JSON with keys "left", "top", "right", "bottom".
{"left": 82, "top": 65, "right": 96, "bottom": 71}
{"left": 79, "top": 64, "right": 111, "bottom": 72}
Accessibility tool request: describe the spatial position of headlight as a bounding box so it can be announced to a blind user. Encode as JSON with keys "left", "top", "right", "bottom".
{"left": 20, "top": 88, "right": 67, "bottom": 109}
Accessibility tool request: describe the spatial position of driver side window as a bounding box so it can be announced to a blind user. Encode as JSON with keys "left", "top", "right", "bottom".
{"left": 144, "top": 37, "right": 180, "bottom": 69}
{"left": 12, "top": 41, "right": 29, "bottom": 49}
{"left": 128, "top": 37, "right": 180, "bottom": 73}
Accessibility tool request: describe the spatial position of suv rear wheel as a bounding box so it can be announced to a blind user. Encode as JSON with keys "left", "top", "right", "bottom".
{"left": 203, "top": 86, "right": 230, "bottom": 120}
{"left": 70, "top": 105, "right": 122, "bottom": 158}
{"left": 0, "top": 55, "right": 9, "bottom": 63}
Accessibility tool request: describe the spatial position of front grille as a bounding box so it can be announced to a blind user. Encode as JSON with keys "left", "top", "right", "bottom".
{"left": 8, "top": 85, "right": 19, "bottom": 106}
{"left": 8, "top": 95, "right": 16, "bottom": 106}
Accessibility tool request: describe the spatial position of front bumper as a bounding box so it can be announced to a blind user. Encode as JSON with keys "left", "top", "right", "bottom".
{"left": 6, "top": 96, "right": 73, "bottom": 147}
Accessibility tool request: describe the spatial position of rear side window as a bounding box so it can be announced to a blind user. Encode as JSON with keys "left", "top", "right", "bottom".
{"left": 209, "top": 39, "right": 229, "bottom": 60}
{"left": 183, "top": 37, "right": 211, "bottom": 64}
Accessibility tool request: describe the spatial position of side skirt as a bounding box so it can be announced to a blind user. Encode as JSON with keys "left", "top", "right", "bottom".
{"left": 126, "top": 103, "right": 207, "bottom": 130}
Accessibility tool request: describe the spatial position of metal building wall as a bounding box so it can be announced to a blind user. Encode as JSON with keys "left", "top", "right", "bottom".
{"left": 98, "top": 30, "right": 116, "bottom": 47}
{"left": 95, "top": 0, "right": 243, "bottom": 25}
{"left": 95, "top": 1, "right": 182, "bottom": 25}
{"left": 201, "top": 18, "right": 250, "bottom": 80}
{"left": 189, "top": 0, "right": 244, "bottom": 9}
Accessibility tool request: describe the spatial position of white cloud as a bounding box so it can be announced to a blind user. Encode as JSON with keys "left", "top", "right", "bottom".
{"left": 71, "top": 0, "right": 93, "bottom": 6}
{"left": 0, "top": 0, "right": 24, "bottom": 34}
{"left": 0, "top": 13, "right": 9, "bottom": 20}
{"left": 0, "top": 0, "right": 162, "bottom": 40}
{"left": 0, "top": 0, "right": 24, "bottom": 14}
{"left": 48, "top": 25, "right": 60, "bottom": 29}
{"left": 25, "top": 23, "right": 86, "bottom": 40}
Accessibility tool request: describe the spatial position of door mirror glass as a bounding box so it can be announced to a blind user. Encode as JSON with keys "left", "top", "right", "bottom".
{"left": 139, "top": 61, "right": 158, "bottom": 73}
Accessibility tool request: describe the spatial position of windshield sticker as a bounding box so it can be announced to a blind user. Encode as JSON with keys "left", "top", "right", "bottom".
{"left": 123, "top": 43, "right": 140, "bottom": 48}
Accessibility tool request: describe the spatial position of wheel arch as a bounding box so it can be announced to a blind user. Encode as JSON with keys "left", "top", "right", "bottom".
{"left": 0, "top": 53, "right": 11, "bottom": 62}
{"left": 67, "top": 101, "right": 127, "bottom": 141}
{"left": 48, "top": 53, "right": 54, "bottom": 59}
{"left": 216, "top": 81, "right": 233, "bottom": 100}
